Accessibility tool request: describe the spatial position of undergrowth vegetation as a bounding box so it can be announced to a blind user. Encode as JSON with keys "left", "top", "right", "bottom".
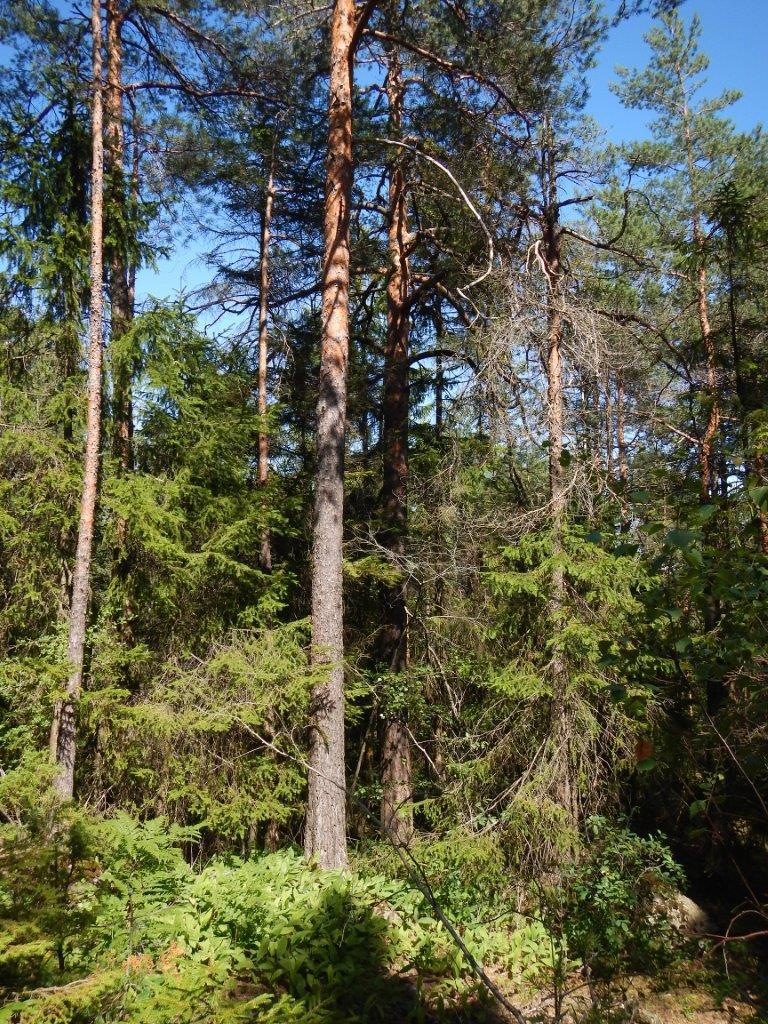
{"left": 2, "top": 0, "right": 768, "bottom": 1021}
{"left": 0, "top": 760, "right": 688, "bottom": 1023}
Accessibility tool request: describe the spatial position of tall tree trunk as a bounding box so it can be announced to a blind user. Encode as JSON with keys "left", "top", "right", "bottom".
{"left": 305, "top": 0, "right": 356, "bottom": 870}
{"left": 604, "top": 376, "right": 614, "bottom": 483}
{"left": 88, "top": 0, "right": 132, "bottom": 805}
{"left": 680, "top": 89, "right": 719, "bottom": 503}
{"left": 697, "top": 252, "right": 724, "bottom": 685}
{"left": 541, "top": 127, "right": 577, "bottom": 830}
{"left": 105, "top": 0, "right": 134, "bottom": 642}
{"left": 679, "top": 88, "right": 723, "bottom": 656}
{"left": 545, "top": 279, "right": 574, "bottom": 825}
{"left": 106, "top": 0, "right": 132, "bottom": 473}
{"left": 435, "top": 352, "right": 444, "bottom": 436}
{"left": 379, "top": 37, "right": 412, "bottom": 844}
{"left": 257, "top": 162, "right": 279, "bottom": 850}
{"left": 696, "top": 260, "right": 719, "bottom": 502}
{"left": 257, "top": 159, "right": 275, "bottom": 573}
{"left": 755, "top": 456, "right": 768, "bottom": 556}
{"left": 128, "top": 110, "right": 139, "bottom": 308}
{"left": 616, "top": 373, "right": 630, "bottom": 533}
{"left": 50, "top": 0, "right": 105, "bottom": 799}
{"left": 432, "top": 301, "right": 445, "bottom": 437}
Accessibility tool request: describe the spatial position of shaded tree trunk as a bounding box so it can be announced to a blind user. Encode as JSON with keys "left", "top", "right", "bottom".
{"left": 604, "top": 377, "right": 614, "bottom": 482}
{"left": 105, "top": 0, "right": 135, "bottom": 651}
{"left": 305, "top": 0, "right": 357, "bottom": 870}
{"left": 50, "top": 0, "right": 105, "bottom": 799}
{"left": 616, "top": 374, "right": 628, "bottom": 489}
{"left": 616, "top": 373, "right": 630, "bottom": 532}
{"left": 379, "top": 37, "right": 413, "bottom": 844}
{"left": 106, "top": 0, "right": 132, "bottom": 475}
{"left": 435, "top": 352, "right": 444, "bottom": 436}
{"left": 723, "top": 236, "right": 768, "bottom": 553}
{"left": 257, "top": 158, "right": 275, "bottom": 572}
{"left": 678, "top": 90, "right": 723, "bottom": 653}
{"left": 257, "top": 162, "right": 280, "bottom": 849}
{"left": 680, "top": 91, "right": 719, "bottom": 502}
{"left": 696, "top": 259, "right": 719, "bottom": 502}
{"left": 431, "top": 301, "right": 445, "bottom": 437}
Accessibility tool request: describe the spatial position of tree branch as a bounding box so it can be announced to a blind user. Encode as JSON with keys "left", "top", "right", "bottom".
{"left": 364, "top": 28, "right": 531, "bottom": 125}
{"left": 375, "top": 138, "right": 494, "bottom": 303}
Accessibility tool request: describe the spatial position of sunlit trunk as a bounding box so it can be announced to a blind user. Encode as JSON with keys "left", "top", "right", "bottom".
{"left": 305, "top": 0, "right": 356, "bottom": 870}
{"left": 50, "top": 0, "right": 105, "bottom": 799}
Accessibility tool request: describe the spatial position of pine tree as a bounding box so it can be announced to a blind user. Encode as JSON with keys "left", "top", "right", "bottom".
{"left": 613, "top": 11, "right": 740, "bottom": 501}
{"left": 305, "top": 0, "right": 360, "bottom": 870}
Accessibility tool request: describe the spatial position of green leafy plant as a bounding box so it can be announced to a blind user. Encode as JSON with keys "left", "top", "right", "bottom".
{"left": 558, "top": 818, "right": 685, "bottom": 977}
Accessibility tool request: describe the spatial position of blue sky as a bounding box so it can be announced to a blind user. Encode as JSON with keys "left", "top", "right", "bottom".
{"left": 587, "top": 0, "right": 768, "bottom": 140}
{"left": 137, "top": 0, "right": 768, "bottom": 304}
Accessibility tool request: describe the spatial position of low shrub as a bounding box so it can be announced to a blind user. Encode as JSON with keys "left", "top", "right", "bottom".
{"left": 557, "top": 817, "right": 686, "bottom": 977}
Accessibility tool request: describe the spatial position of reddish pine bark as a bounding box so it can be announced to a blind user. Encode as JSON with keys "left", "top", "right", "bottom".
{"left": 305, "top": 0, "right": 357, "bottom": 870}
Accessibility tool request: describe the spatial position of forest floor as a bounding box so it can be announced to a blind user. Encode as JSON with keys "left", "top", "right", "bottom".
{"left": 404, "top": 950, "right": 768, "bottom": 1023}
{"left": 620, "top": 960, "right": 768, "bottom": 1024}
{"left": 529, "top": 957, "right": 767, "bottom": 1024}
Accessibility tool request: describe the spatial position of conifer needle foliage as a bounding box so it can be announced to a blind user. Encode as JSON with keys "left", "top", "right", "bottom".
{"left": 1, "top": 0, "right": 767, "bottom": 1020}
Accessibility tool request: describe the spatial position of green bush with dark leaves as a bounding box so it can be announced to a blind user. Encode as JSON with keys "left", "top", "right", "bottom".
{"left": 560, "top": 818, "right": 686, "bottom": 977}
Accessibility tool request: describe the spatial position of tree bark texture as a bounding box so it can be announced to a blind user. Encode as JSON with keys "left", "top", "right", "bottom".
{"left": 50, "top": 0, "right": 105, "bottom": 799}
{"left": 379, "top": 37, "right": 413, "bottom": 844}
{"left": 305, "top": 0, "right": 356, "bottom": 870}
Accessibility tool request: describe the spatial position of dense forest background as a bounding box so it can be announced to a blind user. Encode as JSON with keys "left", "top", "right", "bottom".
{"left": 0, "top": 0, "right": 767, "bottom": 1020}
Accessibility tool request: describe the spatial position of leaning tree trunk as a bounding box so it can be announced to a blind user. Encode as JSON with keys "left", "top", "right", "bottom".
{"left": 50, "top": 0, "right": 105, "bottom": 799}
{"left": 379, "top": 37, "right": 413, "bottom": 845}
{"left": 305, "top": 0, "right": 356, "bottom": 870}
